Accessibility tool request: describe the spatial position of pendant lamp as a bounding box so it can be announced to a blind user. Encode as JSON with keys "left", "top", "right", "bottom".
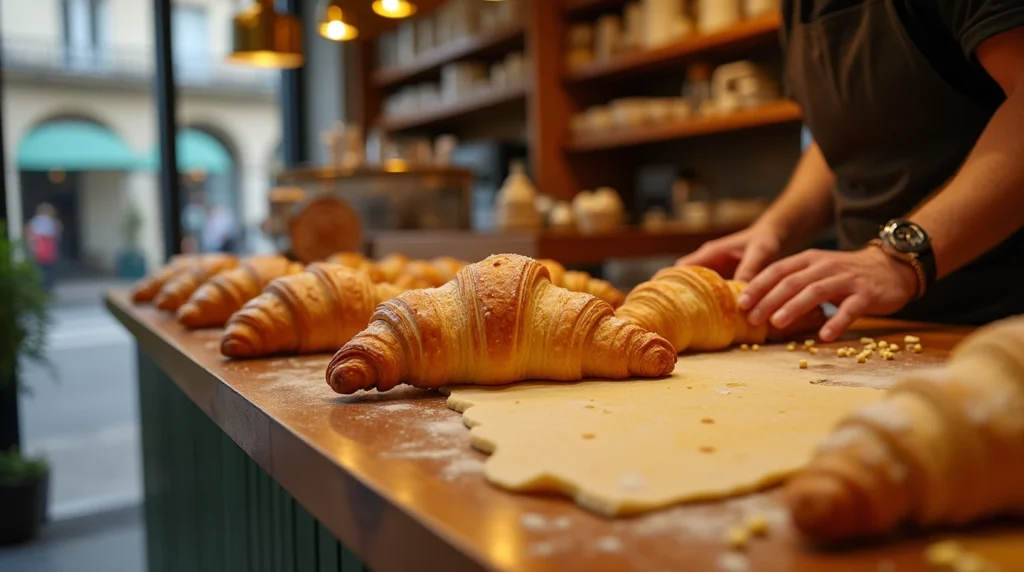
{"left": 372, "top": 0, "right": 417, "bottom": 19}
{"left": 227, "top": 0, "right": 303, "bottom": 69}
{"left": 318, "top": 0, "right": 359, "bottom": 41}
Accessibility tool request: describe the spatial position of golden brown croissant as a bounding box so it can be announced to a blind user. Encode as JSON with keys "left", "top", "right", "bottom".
{"left": 431, "top": 256, "right": 466, "bottom": 283}
{"left": 615, "top": 266, "right": 762, "bottom": 352}
{"left": 785, "top": 316, "right": 1024, "bottom": 543}
{"left": 326, "top": 254, "right": 676, "bottom": 394}
{"left": 537, "top": 259, "right": 626, "bottom": 309}
{"left": 176, "top": 255, "right": 304, "bottom": 329}
{"left": 393, "top": 259, "right": 447, "bottom": 288}
{"left": 374, "top": 253, "right": 410, "bottom": 283}
{"left": 153, "top": 254, "right": 239, "bottom": 312}
{"left": 220, "top": 263, "right": 404, "bottom": 358}
{"left": 131, "top": 254, "right": 193, "bottom": 302}
{"left": 326, "top": 251, "right": 387, "bottom": 283}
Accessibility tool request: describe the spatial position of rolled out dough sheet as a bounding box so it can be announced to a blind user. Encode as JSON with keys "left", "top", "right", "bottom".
{"left": 445, "top": 350, "right": 889, "bottom": 516}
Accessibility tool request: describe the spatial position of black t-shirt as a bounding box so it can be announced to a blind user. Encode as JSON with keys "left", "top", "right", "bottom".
{"left": 788, "top": 0, "right": 1024, "bottom": 110}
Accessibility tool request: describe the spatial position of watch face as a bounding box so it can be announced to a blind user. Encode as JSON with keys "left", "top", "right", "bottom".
{"left": 884, "top": 221, "right": 929, "bottom": 254}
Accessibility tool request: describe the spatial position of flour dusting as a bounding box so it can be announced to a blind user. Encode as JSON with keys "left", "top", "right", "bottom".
{"left": 617, "top": 493, "right": 788, "bottom": 542}
{"left": 596, "top": 536, "right": 623, "bottom": 553}
{"left": 529, "top": 542, "right": 557, "bottom": 557}
{"left": 717, "top": 552, "right": 750, "bottom": 572}
{"left": 441, "top": 458, "right": 484, "bottom": 482}
{"left": 380, "top": 403, "right": 414, "bottom": 412}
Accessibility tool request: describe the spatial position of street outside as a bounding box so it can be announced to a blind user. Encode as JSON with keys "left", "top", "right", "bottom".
{"left": 17, "top": 279, "right": 142, "bottom": 520}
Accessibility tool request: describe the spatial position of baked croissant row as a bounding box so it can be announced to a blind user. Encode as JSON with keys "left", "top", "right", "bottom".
{"left": 615, "top": 265, "right": 825, "bottom": 353}
{"left": 220, "top": 263, "right": 404, "bottom": 358}
{"left": 154, "top": 253, "right": 239, "bottom": 312}
{"left": 785, "top": 315, "right": 1024, "bottom": 543}
{"left": 326, "top": 254, "right": 676, "bottom": 395}
{"left": 538, "top": 259, "right": 626, "bottom": 308}
{"left": 177, "top": 255, "right": 305, "bottom": 329}
{"left": 131, "top": 254, "right": 193, "bottom": 302}
{"left": 326, "top": 251, "right": 387, "bottom": 284}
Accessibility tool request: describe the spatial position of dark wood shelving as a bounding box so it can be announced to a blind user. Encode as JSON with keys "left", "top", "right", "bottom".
{"left": 565, "top": 14, "right": 782, "bottom": 83}
{"left": 378, "top": 84, "right": 528, "bottom": 132}
{"left": 567, "top": 99, "right": 802, "bottom": 152}
{"left": 372, "top": 25, "right": 525, "bottom": 88}
{"left": 561, "top": 0, "right": 629, "bottom": 17}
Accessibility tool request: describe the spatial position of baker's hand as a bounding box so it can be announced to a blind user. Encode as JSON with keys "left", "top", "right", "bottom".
{"left": 675, "top": 223, "right": 783, "bottom": 282}
{"left": 737, "top": 247, "right": 918, "bottom": 342}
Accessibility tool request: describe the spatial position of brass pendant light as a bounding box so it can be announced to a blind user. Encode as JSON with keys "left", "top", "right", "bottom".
{"left": 372, "top": 0, "right": 417, "bottom": 19}
{"left": 227, "top": 0, "right": 303, "bottom": 69}
{"left": 318, "top": 0, "right": 359, "bottom": 41}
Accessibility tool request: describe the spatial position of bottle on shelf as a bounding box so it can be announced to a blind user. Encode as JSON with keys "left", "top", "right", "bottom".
{"left": 494, "top": 160, "right": 542, "bottom": 231}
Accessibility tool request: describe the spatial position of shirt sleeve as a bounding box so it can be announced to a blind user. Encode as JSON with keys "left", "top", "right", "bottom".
{"left": 937, "top": 0, "right": 1024, "bottom": 60}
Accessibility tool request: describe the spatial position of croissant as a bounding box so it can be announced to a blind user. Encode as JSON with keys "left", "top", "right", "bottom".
{"left": 154, "top": 254, "right": 239, "bottom": 312}
{"left": 537, "top": 259, "right": 627, "bottom": 309}
{"left": 326, "top": 254, "right": 676, "bottom": 395}
{"left": 220, "top": 263, "right": 404, "bottom": 358}
{"left": 615, "top": 266, "right": 763, "bottom": 352}
{"left": 176, "top": 255, "right": 304, "bottom": 328}
{"left": 326, "top": 251, "right": 387, "bottom": 283}
{"left": 374, "top": 253, "right": 410, "bottom": 283}
{"left": 393, "top": 259, "right": 447, "bottom": 289}
{"left": 785, "top": 316, "right": 1024, "bottom": 543}
{"left": 131, "top": 254, "right": 193, "bottom": 302}
{"left": 431, "top": 256, "right": 466, "bottom": 283}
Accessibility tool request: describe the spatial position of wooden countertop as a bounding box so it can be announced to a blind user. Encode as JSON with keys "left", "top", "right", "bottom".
{"left": 106, "top": 290, "right": 1024, "bottom": 572}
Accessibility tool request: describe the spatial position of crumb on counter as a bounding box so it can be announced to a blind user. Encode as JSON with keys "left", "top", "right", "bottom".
{"left": 786, "top": 342, "right": 796, "bottom": 351}
{"left": 740, "top": 344, "right": 749, "bottom": 351}
{"left": 745, "top": 514, "right": 769, "bottom": 536}
{"left": 905, "top": 335, "right": 921, "bottom": 344}
{"left": 725, "top": 526, "right": 749, "bottom": 550}
{"left": 751, "top": 344, "right": 760, "bottom": 352}
{"left": 860, "top": 337, "right": 874, "bottom": 344}
{"left": 799, "top": 359, "right": 808, "bottom": 369}
{"left": 809, "top": 347, "right": 819, "bottom": 355}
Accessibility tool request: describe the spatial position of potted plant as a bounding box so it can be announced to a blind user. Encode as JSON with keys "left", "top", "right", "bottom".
{"left": 0, "top": 449, "right": 49, "bottom": 545}
{"left": 116, "top": 200, "right": 147, "bottom": 279}
{"left": 0, "top": 223, "right": 53, "bottom": 544}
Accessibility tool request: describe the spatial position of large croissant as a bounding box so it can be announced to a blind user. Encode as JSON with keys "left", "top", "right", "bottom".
{"left": 176, "top": 255, "right": 304, "bottom": 328}
{"left": 785, "top": 316, "right": 1024, "bottom": 543}
{"left": 131, "top": 254, "right": 193, "bottom": 302}
{"left": 154, "top": 254, "right": 239, "bottom": 312}
{"left": 537, "top": 259, "right": 626, "bottom": 308}
{"left": 374, "top": 253, "right": 410, "bottom": 283}
{"left": 326, "top": 254, "right": 676, "bottom": 395}
{"left": 220, "top": 263, "right": 404, "bottom": 358}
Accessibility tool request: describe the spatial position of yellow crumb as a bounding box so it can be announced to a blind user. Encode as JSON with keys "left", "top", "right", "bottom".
{"left": 752, "top": 344, "right": 760, "bottom": 352}
{"left": 866, "top": 342, "right": 877, "bottom": 350}
{"left": 745, "top": 514, "right": 769, "bottom": 536}
{"left": 883, "top": 352, "right": 895, "bottom": 361}
{"left": 804, "top": 339, "right": 816, "bottom": 347}
{"left": 859, "top": 337, "right": 874, "bottom": 344}
{"left": 740, "top": 344, "right": 749, "bottom": 351}
{"left": 924, "top": 540, "right": 962, "bottom": 568}
{"left": 582, "top": 433, "right": 596, "bottom": 440}
{"left": 914, "top": 343, "right": 923, "bottom": 353}
{"left": 808, "top": 347, "right": 819, "bottom": 355}
{"left": 786, "top": 342, "right": 796, "bottom": 351}
{"left": 725, "top": 526, "right": 749, "bottom": 550}
{"left": 879, "top": 341, "right": 889, "bottom": 349}
{"left": 837, "top": 348, "right": 847, "bottom": 357}
{"left": 890, "top": 345, "right": 900, "bottom": 352}
{"left": 857, "top": 354, "right": 867, "bottom": 364}
{"left": 905, "top": 335, "right": 921, "bottom": 344}
{"left": 799, "top": 359, "right": 808, "bottom": 369}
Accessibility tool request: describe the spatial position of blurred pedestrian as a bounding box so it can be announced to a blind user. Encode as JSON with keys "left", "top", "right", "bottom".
{"left": 25, "top": 203, "right": 62, "bottom": 291}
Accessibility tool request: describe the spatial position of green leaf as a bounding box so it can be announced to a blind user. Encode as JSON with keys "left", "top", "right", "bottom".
{"left": 0, "top": 447, "right": 49, "bottom": 484}
{"left": 0, "top": 222, "right": 55, "bottom": 390}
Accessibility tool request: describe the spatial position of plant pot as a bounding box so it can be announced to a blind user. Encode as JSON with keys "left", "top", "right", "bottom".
{"left": 116, "top": 249, "right": 147, "bottom": 280}
{"left": 0, "top": 470, "right": 49, "bottom": 545}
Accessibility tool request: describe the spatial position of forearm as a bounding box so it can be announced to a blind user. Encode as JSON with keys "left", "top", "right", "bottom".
{"left": 910, "top": 89, "right": 1024, "bottom": 279}
{"left": 755, "top": 141, "right": 836, "bottom": 251}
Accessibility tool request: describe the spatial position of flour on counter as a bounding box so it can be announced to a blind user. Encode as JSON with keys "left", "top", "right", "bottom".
{"left": 441, "top": 458, "right": 484, "bottom": 482}
{"left": 380, "top": 403, "right": 415, "bottom": 412}
{"left": 717, "top": 552, "right": 750, "bottom": 572}
{"left": 596, "top": 536, "right": 623, "bottom": 553}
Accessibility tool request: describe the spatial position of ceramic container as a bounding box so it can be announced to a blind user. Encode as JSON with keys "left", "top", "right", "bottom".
{"left": 549, "top": 201, "right": 575, "bottom": 230}
{"left": 611, "top": 98, "right": 648, "bottom": 128}
{"left": 495, "top": 160, "right": 543, "bottom": 231}
{"left": 623, "top": 2, "right": 643, "bottom": 50}
{"left": 595, "top": 14, "right": 622, "bottom": 60}
{"left": 699, "top": 0, "right": 741, "bottom": 33}
{"left": 641, "top": 0, "right": 687, "bottom": 49}
{"left": 744, "top": 0, "right": 779, "bottom": 18}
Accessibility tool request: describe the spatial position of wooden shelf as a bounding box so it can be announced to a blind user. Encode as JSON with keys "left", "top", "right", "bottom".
{"left": 565, "top": 14, "right": 782, "bottom": 84}
{"left": 561, "top": 0, "right": 629, "bottom": 16}
{"left": 566, "top": 99, "right": 802, "bottom": 152}
{"left": 378, "top": 84, "right": 528, "bottom": 132}
{"left": 370, "top": 226, "right": 746, "bottom": 265}
{"left": 372, "top": 25, "right": 524, "bottom": 88}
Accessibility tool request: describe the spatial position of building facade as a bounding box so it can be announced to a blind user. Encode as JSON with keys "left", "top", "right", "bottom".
{"left": 2, "top": 0, "right": 282, "bottom": 275}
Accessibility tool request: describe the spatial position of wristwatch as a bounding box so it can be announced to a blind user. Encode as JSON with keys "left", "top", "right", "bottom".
{"left": 867, "top": 219, "right": 937, "bottom": 299}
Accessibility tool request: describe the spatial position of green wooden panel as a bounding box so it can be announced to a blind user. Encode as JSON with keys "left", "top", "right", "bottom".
{"left": 136, "top": 350, "right": 368, "bottom": 572}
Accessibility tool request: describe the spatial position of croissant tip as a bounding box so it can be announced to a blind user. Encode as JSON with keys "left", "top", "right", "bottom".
{"left": 220, "top": 334, "right": 254, "bottom": 358}
{"left": 326, "top": 355, "right": 377, "bottom": 395}
{"left": 784, "top": 473, "right": 855, "bottom": 542}
{"left": 177, "top": 304, "right": 202, "bottom": 327}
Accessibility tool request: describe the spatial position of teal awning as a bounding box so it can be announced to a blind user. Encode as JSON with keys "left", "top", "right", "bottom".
{"left": 140, "top": 129, "right": 233, "bottom": 175}
{"left": 17, "top": 121, "right": 139, "bottom": 171}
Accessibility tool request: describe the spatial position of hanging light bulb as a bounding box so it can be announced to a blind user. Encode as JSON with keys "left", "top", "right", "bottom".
{"left": 227, "top": 0, "right": 303, "bottom": 69}
{"left": 318, "top": 0, "right": 359, "bottom": 41}
{"left": 372, "top": 0, "right": 417, "bottom": 19}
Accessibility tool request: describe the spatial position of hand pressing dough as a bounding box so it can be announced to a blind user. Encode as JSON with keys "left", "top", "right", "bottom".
{"left": 445, "top": 351, "right": 885, "bottom": 516}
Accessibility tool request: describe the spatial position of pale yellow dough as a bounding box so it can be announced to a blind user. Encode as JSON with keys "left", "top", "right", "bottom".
{"left": 446, "top": 351, "right": 886, "bottom": 516}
